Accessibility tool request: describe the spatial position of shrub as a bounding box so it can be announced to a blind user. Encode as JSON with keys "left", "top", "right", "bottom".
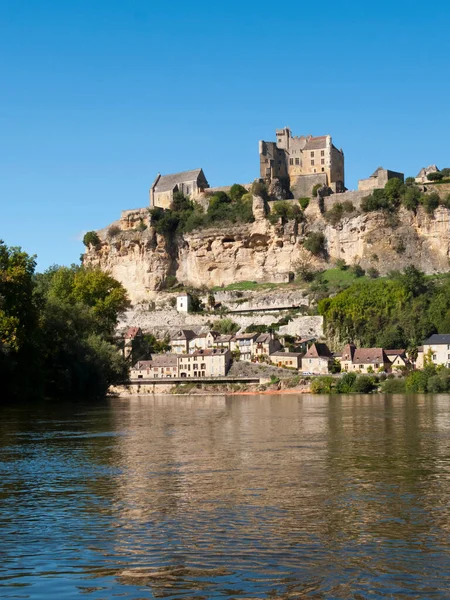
{"left": 213, "top": 318, "right": 240, "bottom": 335}
{"left": 353, "top": 375, "right": 377, "bottom": 393}
{"left": 335, "top": 372, "right": 357, "bottom": 393}
{"left": 381, "top": 378, "right": 406, "bottom": 393}
{"left": 405, "top": 177, "right": 416, "bottom": 185}
{"left": 304, "top": 232, "right": 326, "bottom": 256}
{"left": 83, "top": 231, "right": 100, "bottom": 248}
{"left": 402, "top": 185, "right": 421, "bottom": 211}
{"left": 440, "top": 194, "right": 450, "bottom": 210}
{"left": 299, "top": 197, "right": 310, "bottom": 210}
{"left": 136, "top": 220, "right": 147, "bottom": 232}
{"left": 164, "top": 275, "right": 178, "bottom": 289}
{"left": 310, "top": 376, "right": 334, "bottom": 393}
{"left": 229, "top": 184, "right": 248, "bottom": 202}
{"left": 351, "top": 264, "right": 365, "bottom": 277}
{"left": 335, "top": 258, "right": 347, "bottom": 270}
{"left": 440, "top": 168, "right": 450, "bottom": 178}
{"left": 251, "top": 181, "right": 269, "bottom": 201}
{"left": 367, "top": 267, "right": 379, "bottom": 279}
{"left": 107, "top": 225, "right": 121, "bottom": 238}
{"left": 312, "top": 183, "right": 321, "bottom": 197}
{"left": 427, "top": 172, "right": 443, "bottom": 181}
{"left": 420, "top": 192, "right": 440, "bottom": 215}
{"left": 324, "top": 203, "right": 345, "bottom": 225}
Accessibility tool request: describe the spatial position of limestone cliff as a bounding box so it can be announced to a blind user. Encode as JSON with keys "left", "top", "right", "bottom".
{"left": 83, "top": 197, "right": 450, "bottom": 304}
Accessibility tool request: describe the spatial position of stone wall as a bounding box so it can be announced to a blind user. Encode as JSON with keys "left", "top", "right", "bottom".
{"left": 290, "top": 173, "right": 327, "bottom": 198}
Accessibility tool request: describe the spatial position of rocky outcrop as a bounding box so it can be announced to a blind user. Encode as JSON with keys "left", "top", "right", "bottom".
{"left": 84, "top": 197, "right": 450, "bottom": 304}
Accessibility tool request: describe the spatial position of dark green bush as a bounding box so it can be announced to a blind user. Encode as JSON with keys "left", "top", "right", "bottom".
{"left": 304, "top": 232, "right": 326, "bottom": 256}
{"left": 229, "top": 184, "right": 248, "bottom": 202}
{"left": 427, "top": 172, "right": 443, "bottom": 181}
{"left": 107, "top": 225, "right": 121, "bottom": 238}
{"left": 299, "top": 197, "right": 310, "bottom": 210}
{"left": 312, "top": 184, "right": 321, "bottom": 197}
{"left": 83, "top": 231, "right": 101, "bottom": 248}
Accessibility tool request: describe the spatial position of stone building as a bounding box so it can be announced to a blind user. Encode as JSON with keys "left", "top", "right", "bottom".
{"left": 170, "top": 330, "right": 197, "bottom": 354}
{"left": 339, "top": 344, "right": 391, "bottom": 373}
{"left": 176, "top": 293, "right": 192, "bottom": 313}
{"left": 149, "top": 168, "right": 209, "bottom": 209}
{"left": 269, "top": 351, "right": 303, "bottom": 370}
{"left": 358, "top": 167, "right": 404, "bottom": 192}
{"left": 415, "top": 165, "right": 439, "bottom": 184}
{"left": 302, "top": 342, "right": 333, "bottom": 374}
{"left": 130, "top": 354, "right": 179, "bottom": 379}
{"left": 178, "top": 348, "right": 231, "bottom": 378}
{"left": 259, "top": 127, "right": 345, "bottom": 198}
{"left": 422, "top": 334, "right": 450, "bottom": 368}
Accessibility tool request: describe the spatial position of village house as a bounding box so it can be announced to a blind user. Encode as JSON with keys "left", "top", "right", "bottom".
{"left": 214, "top": 334, "right": 235, "bottom": 351}
{"left": 422, "top": 334, "right": 450, "bottom": 368}
{"left": 149, "top": 168, "right": 209, "bottom": 209}
{"left": 340, "top": 344, "right": 391, "bottom": 373}
{"left": 130, "top": 354, "right": 179, "bottom": 379}
{"left": 296, "top": 337, "right": 317, "bottom": 353}
{"left": 178, "top": 348, "right": 231, "bottom": 378}
{"left": 253, "top": 333, "right": 282, "bottom": 357}
{"left": 170, "top": 330, "right": 197, "bottom": 354}
{"left": 415, "top": 165, "right": 439, "bottom": 184}
{"left": 302, "top": 342, "right": 333, "bottom": 374}
{"left": 385, "top": 349, "right": 410, "bottom": 370}
{"left": 233, "top": 332, "right": 259, "bottom": 361}
{"left": 123, "top": 326, "right": 143, "bottom": 359}
{"left": 188, "top": 331, "right": 219, "bottom": 352}
{"left": 414, "top": 346, "right": 424, "bottom": 369}
{"left": 269, "top": 351, "right": 303, "bottom": 370}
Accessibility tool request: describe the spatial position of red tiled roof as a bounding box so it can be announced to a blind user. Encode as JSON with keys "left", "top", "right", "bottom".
{"left": 125, "top": 326, "right": 142, "bottom": 339}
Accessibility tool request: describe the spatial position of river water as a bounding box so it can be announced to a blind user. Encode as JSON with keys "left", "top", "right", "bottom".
{"left": 1, "top": 394, "right": 450, "bottom": 599}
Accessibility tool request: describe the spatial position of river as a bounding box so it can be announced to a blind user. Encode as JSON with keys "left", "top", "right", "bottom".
{"left": 1, "top": 394, "right": 450, "bottom": 598}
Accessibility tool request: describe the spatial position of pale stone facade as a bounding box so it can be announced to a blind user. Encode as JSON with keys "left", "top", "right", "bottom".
{"left": 416, "top": 165, "right": 439, "bottom": 184}
{"left": 130, "top": 355, "right": 179, "bottom": 379}
{"left": 149, "top": 168, "right": 209, "bottom": 209}
{"left": 302, "top": 342, "right": 333, "bottom": 374}
{"left": 178, "top": 348, "right": 231, "bottom": 378}
{"left": 269, "top": 351, "right": 302, "bottom": 370}
{"left": 339, "top": 344, "right": 391, "bottom": 373}
{"left": 176, "top": 293, "right": 191, "bottom": 313}
{"left": 170, "top": 329, "right": 197, "bottom": 354}
{"left": 259, "top": 128, "right": 345, "bottom": 197}
{"left": 423, "top": 334, "right": 450, "bottom": 368}
{"left": 358, "top": 167, "right": 404, "bottom": 192}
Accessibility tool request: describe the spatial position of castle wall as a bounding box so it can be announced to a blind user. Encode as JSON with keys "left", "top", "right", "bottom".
{"left": 290, "top": 173, "right": 327, "bottom": 198}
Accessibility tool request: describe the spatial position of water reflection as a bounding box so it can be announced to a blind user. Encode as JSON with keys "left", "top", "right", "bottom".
{"left": 0, "top": 394, "right": 450, "bottom": 598}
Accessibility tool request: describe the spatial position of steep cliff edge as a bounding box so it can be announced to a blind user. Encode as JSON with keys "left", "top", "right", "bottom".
{"left": 83, "top": 197, "right": 450, "bottom": 304}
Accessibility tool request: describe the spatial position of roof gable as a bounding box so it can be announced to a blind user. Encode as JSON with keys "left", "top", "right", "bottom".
{"left": 154, "top": 169, "right": 206, "bottom": 193}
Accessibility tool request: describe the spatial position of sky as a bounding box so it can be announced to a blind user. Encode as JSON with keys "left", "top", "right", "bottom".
{"left": 1, "top": 0, "right": 449, "bottom": 270}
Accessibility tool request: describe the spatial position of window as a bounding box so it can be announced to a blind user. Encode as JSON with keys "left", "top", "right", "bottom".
{"left": 321, "top": 150, "right": 325, "bottom": 156}
{"left": 311, "top": 151, "right": 314, "bottom": 157}
{"left": 433, "top": 354, "right": 437, "bottom": 361}
{"left": 193, "top": 363, "right": 198, "bottom": 369}
{"left": 321, "top": 159, "right": 325, "bottom": 165}
{"left": 186, "top": 186, "right": 190, "bottom": 195}
{"left": 321, "top": 168, "right": 324, "bottom": 172}
{"left": 201, "top": 363, "right": 206, "bottom": 370}
{"left": 278, "top": 139, "right": 282, "bottom": 143}
{"left": 311, "top": 160, "right": 315, "bottom": 166}
{"left": 289, "top": 158, "right": 294, "bottom": 165}
{"left": 295, "top": 158, "right": 300, "bottom": 165}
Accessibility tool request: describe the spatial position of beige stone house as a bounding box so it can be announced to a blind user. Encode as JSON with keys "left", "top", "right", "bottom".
{"left": 178, "top": 348, "right": 231, "bottom": 378}
{"left": 340, "top": 344, "right": 391, "bottom": 373}
{"left": 422, "top": 334, "right": 450, "bottom": 368}
{"left": 149, "top": 168, "right": 209, "bottom": 209}
{"left": 176, "top": 293, "right": 192, "bottom": 313}
{"left": 259, "top": 127, "right": 345, "bottom": 197}
{"left": 415, "top": 165, "right": 439, "bottom": 184}
{"left": 188, "top": 331, "right": 219, "bottom": 352}
{"left": 131, "top": 354, "right": 179, "bottom": 379}
{"left": 253, "top": 333, "right": 281, "bottom": 357}
{"left": 385, "top": 349, "right": 410, "bottom": 370}
{"left": 214, "top": 334, "right": 235, "bottom": 351}
{"left": 269, "top": 351, "right": 302, "bottom": 370}
{"left": 302, "top": 342, "right": 333, "bottom": 374}
{"left": 358, "top": 167, "right": 404, "bottom": 192}
{"left": 170, "top": 330, "right": 197, "bottom": 354}
{"left": 233, "top": 332, "right": 259, "bottom": 361}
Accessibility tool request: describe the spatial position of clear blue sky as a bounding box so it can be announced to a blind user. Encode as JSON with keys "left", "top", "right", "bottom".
{"left": 1, "top": 0, "right": 449, "bottom": 270}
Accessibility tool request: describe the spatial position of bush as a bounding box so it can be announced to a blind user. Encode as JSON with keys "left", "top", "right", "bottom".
{"left": 252, "top": 181, "right": 269, "bottom": 201}
{"left": 136, "top": 220, "right": 147, "bottom": 232}
{"left": 271, "top": 201, "right": 302, "bottom": 222}
{"left": 351, "top": 264, "right": 365, "bottom": 278}
{"left": 310, "top": 376, "right": 334, "bottom": 393}
{"left": 335, "top": 372, "right": 357, "bottom": 393}
{"left": 335, "top": 258, "right": 347, "bottom": 270}
{"left": 405, "top": 177, "right": 416, "bottom": 185}
{"left": 164, "top": 275, "right": 178, "bottom": 289}
{"left": 299, "top": 198, "right": 310, "bottom": 210}
{"left": 213, "top": 318, "right": 240, "bottom": 335}
{"left": 353, "top": 375, "right": 377, "bottom": 393}
{"left": 107, "top": 225, "right": 121, "bottom": 238}
{"left": 229, "top": 184, "right": 248, "bottom": 202}
{"left": 304, "top": 232, "right": 326, "bottom": 256}
{"left": 381, "top": 378, "right": 406, "bottom": 393}
{"left": 367, "top": 267, "right": 379, "bottom": 279}
{"left": 427, "top": 172, "right": 443, "bottom": 181}
{"left": 420, "top": 192, "right": 440, "bottom": 215}
{"left": 83, "top": 231, "right": 100, "bottom": 248}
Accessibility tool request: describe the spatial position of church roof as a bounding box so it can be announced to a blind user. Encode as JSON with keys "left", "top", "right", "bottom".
{"left": 153, "top": 169, "right": 205, "bottom": 193}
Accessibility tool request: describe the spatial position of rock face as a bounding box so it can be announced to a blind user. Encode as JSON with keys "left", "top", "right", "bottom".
{"left": 84, "top": 198, "right": 450, "bottom": 304}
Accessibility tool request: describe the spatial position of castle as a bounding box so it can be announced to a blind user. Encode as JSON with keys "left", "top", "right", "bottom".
{"left": 259, "top": 127, "right": 345, "bottom": 197}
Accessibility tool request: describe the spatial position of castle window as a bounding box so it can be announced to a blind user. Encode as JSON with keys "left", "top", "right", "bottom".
{"left": 322, "top": 168, "right": 325, "bottom": 172}
{"left": 321, "top": 159, "right": 325, "bottom": 165}
{"left": 311, "top": 160, "right": 315, "bottom": 166}
{"left": 278, "top": 139, "right": 282, "bottom": 143}
{"left": 289, "top": 158, "right": 293, "bottom": 165}
{"left": 186, "top": 186, "right": 190, "bottom": 194}
{"left": 295, "top": 158, "right": 300, "bottom": 165}
{"left": 321, "top": 150, "right": 325, "bottom": 156}
{"left": 311, "top": 151, "right": 314, "bottom": 157}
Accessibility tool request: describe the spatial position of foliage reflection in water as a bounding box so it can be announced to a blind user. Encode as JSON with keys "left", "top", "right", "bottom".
{"left": 1, "top": 394, "right": 450, "bottom": 598}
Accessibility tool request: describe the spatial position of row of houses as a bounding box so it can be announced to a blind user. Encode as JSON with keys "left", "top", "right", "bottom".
{"left": 131, "top": 348, "right": 231, "bottom": 380}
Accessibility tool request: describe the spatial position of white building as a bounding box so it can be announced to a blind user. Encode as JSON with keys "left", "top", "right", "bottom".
{"left": 423, "top": 334, "right": 450, "bottom": 368}
{"left": 176, "top": 293, "right": 192, "bottom": 313}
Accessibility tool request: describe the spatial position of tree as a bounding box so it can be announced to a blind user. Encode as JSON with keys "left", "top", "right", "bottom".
{"left": 229, "top": 184, "right": 248, "bottom": 202}
{"left": 427, "top": 172, "right": 443, "bottom": 181}
{"left": 83, "top": 231, "right": 100, "bottom": 248}
{"left": 312, "top": 183, "right": 321, "bottom": 197}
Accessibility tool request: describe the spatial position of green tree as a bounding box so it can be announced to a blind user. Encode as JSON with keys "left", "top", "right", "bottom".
{"left": 229, "top": 184, "right": 248, "bottom": 202}
{"left": 213, "top": 318, "right": 240, "bottom": 334}
{"left": 83, "top": 231, "right": 100, "bottom": 248}
{"left": 304, "top": 232, "right": 326, "bottom": 256}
